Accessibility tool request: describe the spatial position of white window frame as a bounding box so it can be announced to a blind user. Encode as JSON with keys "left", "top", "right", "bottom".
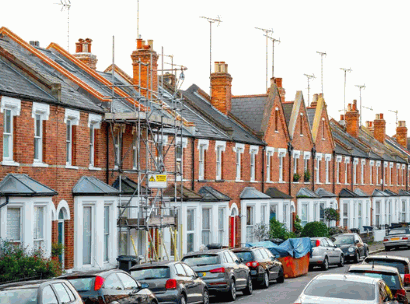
{"left": 304, "top": 151, "right": 311, "bottom": 183}
{"left": 7, "top": 206, "right": 22, "bottom": 244}
{"left": 293, "top": 150, "right": 300, "bottom": 175}
{"left": 315, "top": 153, "right": 322, "bottom": 184}
{"left": 234, "top": 143, "right": 245, "bottom": 181}
{"left": 397, "top": 163, "right": 401, "bottom": 186}
{"left": 390, "top": 162, "right": 394, "bottom": 186}
{"left": 249, "top": 146, "right": 259, "bottom": 182}
{"left": 1, "top": 96, "right": 21, "bottom": 166}
{"left": 82, "top": 205, "right": 94, "bottom": 266}
{"left": 218, "top": 208, "right": 225, "bottom": 245}
{"left": 336, "top": 155, "right": 342, "bottom": 184}
{"left": 278, "top": 148, "right": 287, "bottom": 182}
{"left": 361, "top": 159, "right": 365, "bottom": 185}
{"left": 33, "top": 206, "right": 45, "bottom": 250}
{"left": 186, "top": 208, "right": 195, "bottom": 253}
{"left": 325, "top": 154, "right": 331, "bottom": 184}
{"left": 201, "top": 208, "right": 212, "bottom": 246}
{"left": 376, "top": 161, "right": 381, "bottom": 185}
{"left": 353, "top": 158, "right": 358, "bottom": 185}
{"left": 402, "top": 164, "right": 406, "bottom": 186}
{"left": 344, "top": 157, "right": 350, "bottom": 185}
{"left": 375, "top": 201, "right": 381, "bottom": 227}
{"left": 104, "top": 205, "right": 110, "bottom": 262}
{"left": 215, "top": 141, "right": 226, "bottom": 180}
{"left": 64, "top": 109, "right": 80, "bottom": 168}
{"left": 175, "top": 137, "right": 188, "bottom": 181}
{"left": 34, "top": 114, "right": 43, "bottom": 163}
{"left": 266, "top": 148, "right": 274, "bottom": 182}
{"left": 197, "top": 140, "right": 209, "bottom": 181}
{"left": 301, "top": 203, "right": 309, "bottom": 227}
{"left": 3, "top": 109, "right": 14, "bottom": 163}
{"left": 369, "top": 160, "right": 374, "bottom": 185}
{"left": 87, "top": 114, "right": 101, "bottom": 169}
{"left": 32, "top": 102, "right": 50, "bottom": 166}
{"left": 342, "top": 201, "right": 349, "bottom": 228}
{"left": 246, "top": 205, "right": 255, "bottom": 243}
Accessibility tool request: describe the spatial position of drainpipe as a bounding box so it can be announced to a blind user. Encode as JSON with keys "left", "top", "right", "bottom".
{"left": 0, "top": 196, "right": 9, "bottom": 209}
{"left": 332, "top": 151, "right": 336, "bottom": 195}
{"left": 262, "top": 146, "right": 265, "bottom": 193}
{"left": 287, "top": 142, "right": 293, "bottom": 197}
{"left": 106, "top": 124, "right": 109, "bottom": 184}
{"left": 312, "top": 146, "right": 316, "bottom": 192}
{"left": 191, "top": 137, "right": 195, "bottom": 191}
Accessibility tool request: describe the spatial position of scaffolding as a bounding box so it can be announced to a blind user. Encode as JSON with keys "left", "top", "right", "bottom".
{"left": 104, "top": 41, "right": 186, "bottom": 263}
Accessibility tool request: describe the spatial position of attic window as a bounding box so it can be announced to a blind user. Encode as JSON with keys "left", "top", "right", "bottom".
{"left": 275, "top": 107, "right": 279, "bottom": 132}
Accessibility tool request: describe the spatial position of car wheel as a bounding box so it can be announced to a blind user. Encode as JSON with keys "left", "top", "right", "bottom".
{"left": 354, "top": 251, "right": 360, "bottom": 263}
{"left": 338, "top": 255, "right": 344, "bottom": 267}
{"left": 225, "top": 280, "right": 236, "bottom": 302}
{"left": 202, "top": 288, "right": 210, "bottom": 304}
{"left": 322, "top": 257, "right": 329, "bottom": 271}
{"left": 178, "top": 294, "right": 187, "bottom": 304}
{"left": 243, "top": 275, "right": 253, "bottom": 295}
{"left": 385, "top": 246, "right": 391, "bottom": 251}
{"left": 364, "top": 248, "right": 368, "bottom": 257}
{"left": 261, "top": 271, "right": 269, "bottom": 289}
{"left": 276, "top": 268, "right": 285, "bottom": 283}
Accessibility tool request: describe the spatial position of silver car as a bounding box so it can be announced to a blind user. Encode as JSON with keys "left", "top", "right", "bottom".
{"left": 294, "top": 273, "right": 399, "bottom": 304}
{"left": 384, "top": 228, "right": 410, "bottom": 251}
{"left": 309, "top": 237, "right": 344, "bottom": 270}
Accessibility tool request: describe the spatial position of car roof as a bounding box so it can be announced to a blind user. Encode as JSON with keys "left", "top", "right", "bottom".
{"left": 314, "top": 273, "right": 380, "bottom": 284}
{"left": 59, "top": 268, "right": 129, "bottom": 279}
{"left": 183, "top": 249, "right": 227, "bottom": 257}
{"left": 232, "top": 247, "right": 264, "bottom": 252}
{"left": 365, "top": 255, "right": 410, "bottom": 263}
{"left": 130, "top": 260, "right": 177, "bottom": 270}
{"left": 0, "top": 279, "right": 69, "bottom": 290}
{"left": 349, "top": 264, "right": 400, "bottom": 274}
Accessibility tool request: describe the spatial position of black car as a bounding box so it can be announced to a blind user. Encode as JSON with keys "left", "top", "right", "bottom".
{"left": 129, "top": 261, "right": 209, "bottom": 304}
{"left": 0, "top": 278, "right": 83, "bottom": 304}
{"left": 333, "top": 233, "right": 369, "bottom": 262}
{"left": 231, "top": 247, "right": 284, "bottom": 288}
{"left": 59, "top": 269, "right": 158, "bottom": 304}
{"left": 181, "top": 249, "right": 252, "bottom": 301}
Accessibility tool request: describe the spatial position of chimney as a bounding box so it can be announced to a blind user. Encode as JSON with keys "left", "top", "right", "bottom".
{"left": 365, "top": 121, "right": 374, "bottom": 134}
{"left": 345, "top": 99, "right": 360, "bottom": 138}
{"left": 274, "top": 77, "right": 285, "bottom": 102}
{"left": 131, "top": 38, "right": 158, "bottom": 99}
{"left": 210, "top": 61, "right": 232, "bottom": 115}
{"left": 310, "top": 93, "right": 319, "bottom": 108}
{"left": 396, "top": 120, "right": 408, "bottom": 148}
{"left": 73, "top": 38, "right": 98, "bottom": 70}
{"left": 374, "top": 113, "right": 386, "bottom": 143}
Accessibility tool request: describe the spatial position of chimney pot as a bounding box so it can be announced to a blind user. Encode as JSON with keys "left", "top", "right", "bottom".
{"left": 137, "top": 38, "right": 143, "bottom": 49}
{"left": 347, "top": 103, "right": 352, "bottom": 111}
{"left": 346, "top": 101, "right": 360, "bottom": 138}
{"left": 340, "top": 114, "right": 345, "bottom": 120}
{"left": 353, "top": 99, "right": 357, "bottom": 111}
{"left": 275, "top": 78, "right": 283, "bottom": 88}
{"left": 147, "top": 39, "right": 153, "bottom": 49}
{"left": 399, "top": 121, "right": 406, "bottom": 127}
{"left": 73, "top": 38, "right": 97, "bottom": 69}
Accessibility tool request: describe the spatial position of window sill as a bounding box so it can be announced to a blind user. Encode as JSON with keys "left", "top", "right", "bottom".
{"left": 33, "top": 162, "right": 49, "bottom": 168}
{"left": 279, "top": 181, "right": 286, "bottom": 184}
{"left": 215, "top": 179, "right": 225, "bottom": 183}
{"left": 326, "top": 182, "right": 331, "bottom": 185}
{"left": 65, "top": 164, "right": 79, "bottom": 170}
{"left": 1, "top": 160, "right": 19, "bottom": 167}
{"left": 304, "top": 182, "right": 310, "bottom": 184}
{"left": 235, "top": 180, "right": 244, "bottom": 183}
{"left": 89, "top": 166, "right": 102, "bottom": 171}
{"left": 292, "top": 182, "right": 299, "bottom": 184}
{"left": 275, "top": 130, "right": 279, "bottom": 133}
{"left": 266, "top": 181, "right": 273, "bottom": 183}
{"left": 198, "top": 179, "right": 207, "bottom": 183}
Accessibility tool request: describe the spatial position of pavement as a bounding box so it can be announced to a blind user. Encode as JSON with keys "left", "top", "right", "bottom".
{"left": 211, "top": 241, "right": 410, "bottom": 304}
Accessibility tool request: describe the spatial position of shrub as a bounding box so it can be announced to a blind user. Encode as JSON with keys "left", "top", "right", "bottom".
{"left": 51, "top": 243, "right": 64, "bottom": 257}
{"left": 324, "top": 208, "right": 340, "bottom": 227}
{"left": 269, "top": 218, "right": 293, "bottom": 240}
{"left": 0, "top": 240, "right": 62, "bottom": 284}
{"left": 254, "top": 223, "right": 270, "bottom": 241}
{"left": 293, "top": 215, "right": 303, "bottom": 237}
{"left": 300, "top": 221, "right": 329, "bottom": 238}
{"left": 293, "top": 173, "right": 301, "bottom": 182}
{"left": 304, "top": 170, "right": 311, "bottom": 182}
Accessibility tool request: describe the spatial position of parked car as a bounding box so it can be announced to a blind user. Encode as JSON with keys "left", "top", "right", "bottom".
{"left": 181, "top": 249, "right": 252, "bottom": 301}
{"left": 294, "top": 273, "right": 399, "bottom": 303}
{"left": 332, "top": 233, "right": 369, "bottom": 262}
{"left": 0, "top": 278, "right": 83, "bottom": 304}
{"left": 231, "top": 247, "right": 284, "bottom": 288}
{"left": 363, "top": 255, "right": 410, "bottom": 283}
{"left": 347, "top": 264, "right": 408, "bottom": 304}
{"left": 129, "top": 260, "right": 209, "bottom": 304}
{"left": 384, "top": 228, "right": 410, "bottom": 251}
{"left": 309, "top": 237, "right": 344, "bottom": 270}
{"left": 59, "top": 269, "right": 158, "bottom": 304}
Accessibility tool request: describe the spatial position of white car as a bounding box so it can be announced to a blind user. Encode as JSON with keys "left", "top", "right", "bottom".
{"left": 294, "top": 273, "right": 399, "bottom": 304}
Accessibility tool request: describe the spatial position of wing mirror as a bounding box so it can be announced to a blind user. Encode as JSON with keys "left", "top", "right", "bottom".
{"left": 334, "top": 244, "right": 337, "bottom": 248}
{"left": 355, "top": 240, "right": 359, "bottom": 244}
{"left": 140, "top": 283, "right": 149, "bottom": 289}
{"left": 239, "top": 258, "right": 244, "bottom": 263}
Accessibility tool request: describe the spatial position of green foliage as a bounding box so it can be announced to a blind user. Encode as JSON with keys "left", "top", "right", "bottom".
{"left": 304, "top": 170, "right": 311, "bottom": 182}
{"left": 0, "top": 240, "right": 62, "bottom": 283}
{"left": 269, "top": 218, "right": 294, "bottom": 240}
{"left": 254, "top": 223, "right": 270, "bottom": 241}
{"left": 328, "top": 226, "right": 344, "bottom": 236}
{"left": 324, "top": 208, "right": 340, "bottom": 222}
{"left": 293, "top": 215, "right": 303, "bottom": 236}
{"left": 51, "top": 243, "right": 64, "bottom": 257}
{"left": 300, "top": 221, "right": 329, "bottom": 237}
{"left": 293, "top": 173, "right": 301, "bottom": 182}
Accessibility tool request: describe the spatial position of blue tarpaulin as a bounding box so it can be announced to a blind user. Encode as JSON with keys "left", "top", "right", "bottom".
{"left": 245, "top": 237, "right": 311, "bottom": 258}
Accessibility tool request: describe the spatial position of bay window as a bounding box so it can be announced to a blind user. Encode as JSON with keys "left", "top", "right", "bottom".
{"left": 375, "top": 201, "right": 381, "bottom": 227}
{"left": 7, "top": 207, "right": 22, "bottom": 244}
{"left": 246, "top": 206, "right": 254, "bottom": 243}
{"left": 218, "top": 208, "right": 225, "bottom": 244}
{"left": 104, "top": 206, "right": 110, "bottom": 262}
{"left": 33, "top": 206, "right": 44, "bottom": 250}
{"left": 202, "top": 208, "right": 211, "bottom": 246}
{"left": 301, "top": 204, "right": 308, "bottom": 227}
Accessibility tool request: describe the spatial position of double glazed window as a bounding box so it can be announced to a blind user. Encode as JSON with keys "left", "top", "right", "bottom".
{"left": 33, "top": 206, "right": 44, "bottom": 250}
{"left": 375, "top": 201, "right": 381, "bottom": 227}
{"left": 66, "top": 120, "right": 73, "bottom": 165}
{"left": 343, "top": 202, "right": 348, "bottom": 228}
{"left": 89, "top": 124, "right": 95, "bottom": 167}
{"left": 202, "top": 208, "right": 211, "bottom": 246}
{"left": 7, "top": 207, "right": 21, "bottom": 243}
{"left": 301, "top": 204, "right": 308, "bottom": 227}
{"left": 236, "top": 148, "right": 243, "bottom": 181}
{"left": 250, "top": 150, "right": 256, "bottom": 181}
{"left": 216, "top": 146, "right": 223, "bottom": 180}
{"left": 246, "top": 206, "right": 254, "bottom": 243}
{"left": 34, "top": 114, "right": 43, "bottom": 162}
{"left": 83, "top": 206, "right": 92, "bottom": 265}
{"left": 198, "top": 144, "right": 206, "bottom": 180}
{"left": 187, "top": 209, "right": 195, "bottom": 252}
{"left": 218, "top": 208, "right": 225, "bottom": 244}
{"left": 3, "top": 109, "right": 13, "bottom": 161}
{"left": 104, "top": 206, "right": 110, "bottom": 262}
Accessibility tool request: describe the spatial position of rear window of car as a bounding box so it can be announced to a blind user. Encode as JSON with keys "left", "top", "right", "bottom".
{"left": 182, "top": 254, "right": 220, "bottom": 266}
{"left": 68, "top": 277, "right": 95, "bottom": 292}
{"left": 365, "top": 259, "right": 406, "bottom": 274}
{"left": 388, "top": 229, "right": 409, "bottom": 235}
{"left": 349, "top": 271, "right": 401, "bottom": 290}
{"left": 131, "top": 267, "right": 170, "bottom": 280}
{"left": 304, "top": 279, "right": 375, "bottom": 300}
{"left": 233, "top": 251, "right": 254, "bottom": 262}
{"left": 0, "top": 288, "right": 38, "bottom": 304}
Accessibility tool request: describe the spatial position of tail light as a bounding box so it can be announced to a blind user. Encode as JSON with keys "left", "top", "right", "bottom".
{"left": 165, "top": 279, "right": 177, "bottom": 289}
{"left": 383, "top": 238, "right": 389, "bottom": 242}
{"left": 315, "top": 240, "right": 320, "bottom": 247}
{"left": 246, "top": 261, "right": 260, "bottom": 268}
{"left": 210, "top": 267, "right": 225, "bottom": 273}
{"left": 402, "top": 237, "right": 409, "bottom": 240}
{"left": 404, "top": 274, "right": 410, "bottom": 285}
{"left": 396, "top": 289, "right": 406, "bottom": 297}
{"left": 94, "top": 276, "right": 105, "bottom": 291}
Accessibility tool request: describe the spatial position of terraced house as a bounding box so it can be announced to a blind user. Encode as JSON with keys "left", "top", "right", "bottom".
{"left": 0, "top": 27, "right": 409, "bottom": 272}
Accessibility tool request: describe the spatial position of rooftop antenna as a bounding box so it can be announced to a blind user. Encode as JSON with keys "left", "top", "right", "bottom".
{"left": 363, "top": 105, "right": 373, "bottom": 111}
{"left": 137, "top": 0, "right": 140, "bottom": 38}
{"left": 265, "top": 35, "right": 281, "bottom": 80}
{"left": 340, "top": 68, "right": 352, "bottom": 118}
{"left": 55, "top": 0, "right": 71, "bottom": 51}
{"left": 316, "top": 51, "right": 327, "bottom": 96}
{"left": 255, "top": 27, "right": 273, "bottom": 91}
{"left": 388, "top": 109, "right": 399, "bottom": 127}
{"left": 200, "top": 15, "right": 222, "bottom": 93}
{"left": 355, "top": 84, "right": 366, "bottom": 127}
{"left": 304, "top": 73, "right": 316, "bottom": 106}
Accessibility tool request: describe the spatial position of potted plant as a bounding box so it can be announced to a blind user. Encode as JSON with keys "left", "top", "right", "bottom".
{"left": 304, "top": 170, "right": 311, "bottom": 182}
{"left": 293, "top": 173, "right": 301, "bottom": 182}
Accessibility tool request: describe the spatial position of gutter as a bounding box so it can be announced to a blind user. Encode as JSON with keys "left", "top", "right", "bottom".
{"left": 0, "top": 196, "right": 9, "bottom": 209}
{"left": 312, "top": 146, "right": 316, "bottom": 192}
{"left": 262, "top": 146, "right": 265, "bottom": 193}
{"left": 332, "top": 150, "right": 336, "bottom": 194}
{"left": 106, "top": 123, "right": 109, "bottom": 184}
{"left": 351, "top": 157, "right": 354, "bottom": 191}
{"left": 382, "top": 160, "right": 385, "bottom": 191}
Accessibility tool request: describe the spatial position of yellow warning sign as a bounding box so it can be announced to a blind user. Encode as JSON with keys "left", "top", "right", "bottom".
{"left": 148, "top": 174, "right": 168, "bottom": 188}
{"left": 156, "top": 175, "right": 167, "bottom": 182}
{"left": 149, "top": 176, "right": 155, "bottom": 182}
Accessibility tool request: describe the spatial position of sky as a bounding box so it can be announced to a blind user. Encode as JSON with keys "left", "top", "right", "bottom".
{"left": 2, "top": 0, "right": 409, "bottom": 135}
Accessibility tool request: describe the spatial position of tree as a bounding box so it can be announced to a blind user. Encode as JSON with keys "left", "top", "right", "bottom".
{"left": 301, "top": 221, "right": 329, "bottom": 237}
{"left": 254, "top": 222, "right": 270, "bottom": 241}
{"left": 269, "top": 218, "right": 295, "bottom": 240}
{"left": 324, "top": 208, "right": 340, "bottom": 227}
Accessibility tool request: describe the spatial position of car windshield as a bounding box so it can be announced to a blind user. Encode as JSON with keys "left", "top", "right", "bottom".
{"left": 0, "top": 288, "right": 38, "bottom": 304}
{"left": 234, "top": 251, "right": 254, "bottom": 262}
{"left": 388, "top": 229, "right": 408, "bottom": 235}
{"left": 182, "top": 254, "right": 220, "bottom": 266}
{"left": 334, "top": 235, "right": 354, "bottom": 245}
{"left": 68, "top": 277, "right": 95, "bottom": 292}
{"left": 365, "top": 259, "right": 406, "bottom": 274}
{"left": 130, "top": 267, "right": 170, "bottom": 280}
{"left": 349, "top": 271, "right": 401, "bottom": 290}
{"left": 304, "top": 279, "right": 375, "bottom": 300}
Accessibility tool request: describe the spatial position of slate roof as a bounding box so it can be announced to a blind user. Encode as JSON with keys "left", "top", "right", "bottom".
{"left": 296, "top": 187, "right": 319, "bottom": 198}
{"left": 265, "top": 187, "right": 292, "bottom": 199}
{"left": 282, "top": 102, "right": 293, "bottom": 126}
{"left": 339, "top": 188, "right": 358, "bottom": 198}
{"left": 231, "top": 95, "right": 267, "bottom": 132}
{"left": 399, "top": 190, "right": 410, "bottom": 196}
{"left": 240, "top": 187, "right": 271, "bottom": 199}
{"left": 163, "top": 184, "right": 202, "bottom": 201}
{"left": 354, "top": 188, "right": 371, "bottom": 197}
{"left": 384, "top": 189, "right": 398, "bottom": 196}
{"left": 316, "top": 188, "right": 337, "bottom": 198}
{"left": 198, "top": 186, "right": 231, "bottom": 202}
{"left": 73, "top": 176, "right": 119, "bottom": 196}
{"left": 372, "top": 189, "right": 389, "bottom": 197}
{"left": 112, "top": 176, "right": 149, "bottom": 195}
{"left": 0, "top": 174, "right": 57, "bottom": 196}
{"left": 306, "top": 108, "right": 316, "bottom": 128}
{"left": 182, "top": 85, "right": 264, "bottom": 145}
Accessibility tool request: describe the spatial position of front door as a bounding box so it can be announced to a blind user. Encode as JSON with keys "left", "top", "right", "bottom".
{"left": 58, "top": 221, "right": 64, "bottom": 268}
{"left": 230, "top": 216, "right": 236, "bottom": 248}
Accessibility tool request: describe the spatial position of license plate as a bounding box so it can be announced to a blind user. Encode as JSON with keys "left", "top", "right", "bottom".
{"left": 251, "top": 270, "right": 257, "bottom": 275}
{"left": 198, "top": 272, "right": 206, "bottom": 277}
{"left": 391, "top": 237, "right": 400, "bottom": 241}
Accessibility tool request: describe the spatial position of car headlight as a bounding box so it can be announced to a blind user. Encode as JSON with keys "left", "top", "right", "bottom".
{"left": 348, "top": 247, "right": 354, "bottom": 252}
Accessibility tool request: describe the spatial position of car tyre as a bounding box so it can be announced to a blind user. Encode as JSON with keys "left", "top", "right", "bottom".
{"left": 322, "top": 257, "right": 329, "bottom": 271}
{"left": 338, "top": 255, "right": 344, "bottom": 267}
{"left": 225, "top": 280, "right": 236, "bottom": 302}
{"left": 276, "top": 268, "right": 285, "bottom": 283}
{"left": 178, "top": 294, "right": 187, "bottom": 304}
{"left": 243, "top": 275, "right": 253, "bottom": 295}
{"left": 364, "top": 248, "right": 368, "bottom": 257}
{"left": 354, "top": 251, "right": 360, "bottom": 263}
{"left": 385, "top": 246, "right": 391, "bottom": 251}
{"left": 202, "top": 288, "right": 210, "bottom": 304}
{"left": 261, "top": 271, "right": 269, "bottom": 289}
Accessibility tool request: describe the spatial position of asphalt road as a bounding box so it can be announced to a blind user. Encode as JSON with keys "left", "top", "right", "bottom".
{"left": 210, "top": 247, "right": 410, "bottom": 304}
